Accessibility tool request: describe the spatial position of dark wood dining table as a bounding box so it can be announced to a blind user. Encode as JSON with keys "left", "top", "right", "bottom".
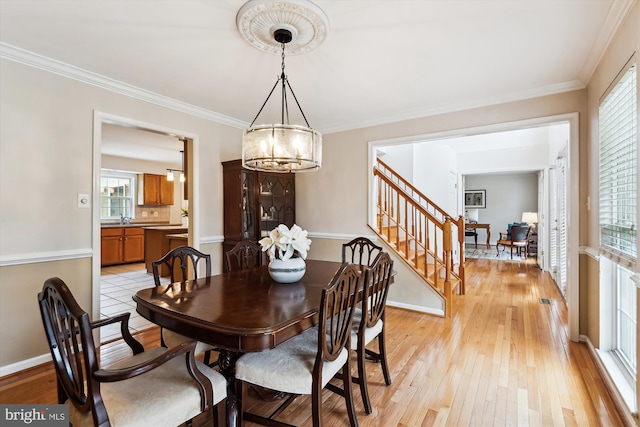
{"left": 133, "top": 259, "right": 346, "bottom": 427}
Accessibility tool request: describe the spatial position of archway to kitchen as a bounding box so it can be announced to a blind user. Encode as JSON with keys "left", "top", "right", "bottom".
{"left": 91, "top": 111, "right": 201, "bottom": 343}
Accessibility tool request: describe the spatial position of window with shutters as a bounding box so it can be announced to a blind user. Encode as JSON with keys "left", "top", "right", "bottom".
{"left": 599, "top": 61, "right": 637, "bottom": 262}
{"left": 598, "top": 59, "right": 637, "bottom": 398}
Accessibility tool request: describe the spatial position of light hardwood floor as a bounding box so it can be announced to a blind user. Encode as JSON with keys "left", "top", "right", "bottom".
{"left": 0, "top": 258, "right": 625, "bottom": 426}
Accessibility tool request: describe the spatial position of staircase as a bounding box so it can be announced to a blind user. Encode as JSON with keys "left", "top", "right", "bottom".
{"left": 371, "top": 158, "right": 465, "bottom": 317}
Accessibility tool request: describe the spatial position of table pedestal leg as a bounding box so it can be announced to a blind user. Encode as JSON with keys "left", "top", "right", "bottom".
{"left": 218, "top": 350, "right": 241, "bottom": 427}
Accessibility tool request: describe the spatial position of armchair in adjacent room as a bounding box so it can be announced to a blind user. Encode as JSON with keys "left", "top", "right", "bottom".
{"left": 496, "top": 224, "right": 531, "bottom": 259}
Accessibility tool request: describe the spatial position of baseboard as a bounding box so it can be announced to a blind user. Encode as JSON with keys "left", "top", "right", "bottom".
{"left": 386, "top": 300, "right": 445, "bottom": 317}
{"left": 581, "top": 335, "right": 638, "bottom": 427}
{"left": 0, "top": 353, "right": 51, "bottom": 378}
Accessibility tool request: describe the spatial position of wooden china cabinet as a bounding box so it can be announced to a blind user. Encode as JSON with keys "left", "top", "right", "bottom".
{"left": 222, "top": 159, "right": 295, "bottom": 271}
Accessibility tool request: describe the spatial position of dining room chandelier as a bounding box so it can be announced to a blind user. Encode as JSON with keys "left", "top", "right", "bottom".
{"left": 237, "top": 0, "right": 329, "bottom": 173}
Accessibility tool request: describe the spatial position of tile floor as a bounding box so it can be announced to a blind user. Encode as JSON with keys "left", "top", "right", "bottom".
{"left": 100, "top": 262, "right": 169, "bottom": 343}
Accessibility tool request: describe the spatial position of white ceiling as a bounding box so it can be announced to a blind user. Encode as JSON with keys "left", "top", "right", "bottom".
{"left": 0, "top": 0, "right": 631, "bottom": 138}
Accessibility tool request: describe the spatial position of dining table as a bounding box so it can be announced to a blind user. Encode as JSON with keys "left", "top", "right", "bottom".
{"left": 133, "top": 259, "right": 346, "bottom": 427}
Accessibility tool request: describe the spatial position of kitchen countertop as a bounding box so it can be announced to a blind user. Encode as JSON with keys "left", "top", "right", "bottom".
{"left": 166, "top": 233, "right": 188, "bottom": 239}
{"left": 142, "top": 225, "right": 187, "bottom": 230}
{"left": 101, "top": 222, "right": 174, "bottom": 228}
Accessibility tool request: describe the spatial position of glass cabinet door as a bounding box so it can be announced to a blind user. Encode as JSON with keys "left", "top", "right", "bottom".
{"left": 258, "top": 174, "right": 295, "bottom": 237}
{"left": 241, "top": 170, "right": 256, "bottom": 239}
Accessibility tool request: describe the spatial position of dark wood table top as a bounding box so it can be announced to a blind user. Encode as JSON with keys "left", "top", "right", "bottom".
{"left": 133, "top": 259, "right": 345, "bottom": 353}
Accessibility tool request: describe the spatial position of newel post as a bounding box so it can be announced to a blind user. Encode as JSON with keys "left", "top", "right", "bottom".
{"left": 443, "top": 219, "right": 452, "bottom": 317}
{"left": 457, "top": 215, "right": 465, "bottom": 295}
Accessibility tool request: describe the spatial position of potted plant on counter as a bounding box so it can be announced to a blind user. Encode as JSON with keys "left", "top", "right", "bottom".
{"left": 181, "top": 207, "right": 188, "bottom": 227}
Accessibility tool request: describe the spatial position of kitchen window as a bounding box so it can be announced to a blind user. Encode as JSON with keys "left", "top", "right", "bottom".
{"left": 100, "top": 171, "right": 136, "bottom": 220}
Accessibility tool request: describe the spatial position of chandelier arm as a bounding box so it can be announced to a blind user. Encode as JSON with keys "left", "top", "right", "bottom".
{"left": 249, "top": 78, "right": 282, "bottom": 127}
{"left": 285, "top": 79, "right": 312, "bottom": 128}
{"left": 281, "top": 72, "right": 288, "bottom": 125}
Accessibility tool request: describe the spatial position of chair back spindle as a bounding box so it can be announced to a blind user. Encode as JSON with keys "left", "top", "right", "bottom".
{"left": 342, "top": 237, "right": 382, "bottom": 267}
{"left": 152, "top": 246, "right": 211, "bottom": 287}
{"left": 225, "top": 240, "right": 264, "bottom": 272}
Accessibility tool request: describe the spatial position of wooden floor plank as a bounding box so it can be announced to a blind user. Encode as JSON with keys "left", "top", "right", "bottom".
{"left": 0, "top": 258, "right": 626, "bottom": 426}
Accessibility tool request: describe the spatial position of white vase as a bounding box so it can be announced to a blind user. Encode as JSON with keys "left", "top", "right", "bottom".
{"left": 268, "top": 257, "right": 306, "bottom": 284}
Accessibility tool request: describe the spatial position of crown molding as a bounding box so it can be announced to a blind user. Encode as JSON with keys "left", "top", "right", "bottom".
{"left": 321, "top": 79, "right": 585, "bottom": 134}
{"left": 0, "top": 43, "right": 247, "bottom": 130}
{"left": 578, "top": 0, "right": 636, "bottom": 84}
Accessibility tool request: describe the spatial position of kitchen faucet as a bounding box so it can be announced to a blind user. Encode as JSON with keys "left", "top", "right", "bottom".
{"left": 119, "top": 214, "right": 131, "bottom": 225}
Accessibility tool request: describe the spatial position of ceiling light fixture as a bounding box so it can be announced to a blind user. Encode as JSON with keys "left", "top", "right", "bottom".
{"left": 237, "top": 0, "right": 329, "bottom": 173}
{"left": 167, "top": 150, "right": 185, "bottom": 182}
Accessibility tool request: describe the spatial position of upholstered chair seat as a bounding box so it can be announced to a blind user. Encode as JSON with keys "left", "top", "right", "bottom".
{"left": 161, "top": 329, "right": 217, "bottom": 354}
{"left": 236, "top": 327, "right": 348, "bottom": 395}
{"left": 350, "top": 308, "right": 384, "bottom": 351}
{"left": 67, "top": 347, "right": 227, "bottom": 427}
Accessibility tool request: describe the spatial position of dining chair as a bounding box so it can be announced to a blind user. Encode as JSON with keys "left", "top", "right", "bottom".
{"left": 235, "top": 263, "right": 365, "bottom": 427}
{"left": 225, "top": 239, "right": 264, "bottom": 272}
{"left": 152, "top": 245, "right": 216, "bottom": 366}
{"left": 342, "top": 236, "right": 383, "bottom": 267}
{"left": 38, "top": 277, "right": 227, "bottom": 427}
{"left": 350, "top": 251, "right": 394, "bottom": 414}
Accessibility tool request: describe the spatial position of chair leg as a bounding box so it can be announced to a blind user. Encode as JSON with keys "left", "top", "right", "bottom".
{"left": 311, "top": 375, "right": 323, "bottom": 427}
{"left": 236, "top": 380, "right": 248, "bottom": 427}
{"left": 342, "top": 358, "right": 358, "bottom": 427}
{"left": 378, "top": 332, "right": 392, "bottom": 386}
{"left": 357, "top": 340, "right": 372, "bottom": 414}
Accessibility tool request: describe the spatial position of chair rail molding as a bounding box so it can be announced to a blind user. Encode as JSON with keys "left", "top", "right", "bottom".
{"left": 0, "top": 248, "right": 93, "bottom": 267}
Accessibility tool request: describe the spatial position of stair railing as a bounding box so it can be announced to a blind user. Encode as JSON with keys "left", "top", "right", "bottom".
{"left": 372, "top": 158, "right": 465, "bottom": 317}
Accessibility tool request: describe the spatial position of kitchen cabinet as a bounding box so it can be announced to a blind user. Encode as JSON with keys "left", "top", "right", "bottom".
{"left": 143, "top": 226, "right": 188, "bottom": 276}
{"left": 101, "top": 227, "right": 145, "bottom": 266}
{"left": 137, "top": 173, "right": 174, "bottom": 205}
{"left": 222, "top": 159, "right": 295, "bottom": 270}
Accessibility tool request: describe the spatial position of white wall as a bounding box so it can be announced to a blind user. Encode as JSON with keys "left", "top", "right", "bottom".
{"left": 413, "top": 143, "right": 457, "bottom": 214}
{"left": 378, "top": 144, "right": 413, "bottom": 179}
{"left": 0, "top": 57, "right": 242, "bottom": 370}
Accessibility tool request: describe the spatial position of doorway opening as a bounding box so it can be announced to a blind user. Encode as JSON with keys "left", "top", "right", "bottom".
{"left": 367, "top": 113, "right": 579, "bottom": 341}
{"left": 92, "top": 111, "right": 200, "bottom": 343}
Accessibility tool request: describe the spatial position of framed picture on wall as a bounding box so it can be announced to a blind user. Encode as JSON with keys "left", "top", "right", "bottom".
{"left": 465, "top": 190, "right": 486, "bottom": 209}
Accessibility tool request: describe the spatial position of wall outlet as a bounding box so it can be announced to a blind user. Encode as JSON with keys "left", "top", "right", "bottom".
{"left": 141, "top": 211, "right": 148, "bottom": 217}
{"left": 77, "top": 193, "right": 90, "bottom": 208}
{"left": 154, "top": 211, "right": 159, "bottom": 217}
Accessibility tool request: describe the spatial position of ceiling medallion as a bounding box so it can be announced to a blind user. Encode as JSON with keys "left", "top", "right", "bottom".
{"left": 236, "top": 0, "right": 330, "bottom": 55}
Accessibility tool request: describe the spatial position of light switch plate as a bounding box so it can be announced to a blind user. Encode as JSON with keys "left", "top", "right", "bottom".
{"left": 77, "top": 193, "right": 90, "bottom": 208}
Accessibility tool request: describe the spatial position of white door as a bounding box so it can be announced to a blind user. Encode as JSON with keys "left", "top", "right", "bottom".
{"left": 551, "top": 156, "right": 568, "bottom": 299}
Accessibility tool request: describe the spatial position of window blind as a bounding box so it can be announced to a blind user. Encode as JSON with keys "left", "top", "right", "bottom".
{"left": 599, "top": 62, "right": 637, "bottom": 262}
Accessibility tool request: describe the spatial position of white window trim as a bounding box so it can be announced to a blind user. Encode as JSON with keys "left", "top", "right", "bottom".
{"left": 100, "top": 169, "right": 137, "bottom": 220}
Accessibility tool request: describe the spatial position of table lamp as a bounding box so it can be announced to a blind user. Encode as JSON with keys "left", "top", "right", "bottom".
{"left": 521, "top": 212, "right": 538, "bottom": 229}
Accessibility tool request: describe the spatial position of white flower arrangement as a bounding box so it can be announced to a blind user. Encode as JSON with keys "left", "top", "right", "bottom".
{"left": 259, "top": 224, "right": 312, "bottom": 261}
